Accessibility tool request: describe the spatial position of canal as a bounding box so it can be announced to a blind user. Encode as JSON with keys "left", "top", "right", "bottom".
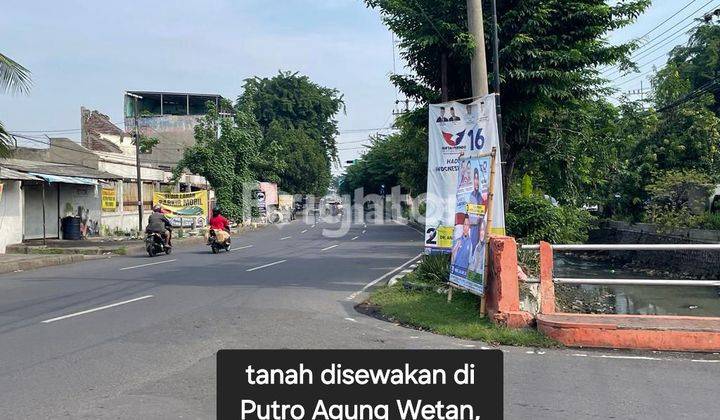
{"left": 554, "top": 254, "right": 720, "bottom": 317}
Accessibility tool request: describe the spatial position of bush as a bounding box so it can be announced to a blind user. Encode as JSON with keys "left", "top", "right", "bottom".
{"left": 506, "top": 192, "right": 594, "bottom": 244}
{"left": 644, "top": 170, "right": 713, "bottom": 232}
{"left": 414, "top": 254, "right": 451, "bottom": 285}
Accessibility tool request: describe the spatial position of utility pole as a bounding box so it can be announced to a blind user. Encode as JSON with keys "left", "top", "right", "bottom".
{"left": 490, "top": 0, "right": 503, "bottom": 151}
{"left": 126, "top": 92, "right": 144, "bottom": 232}
{"left": 467, "top": 0, "right": 489, "bottom": 97}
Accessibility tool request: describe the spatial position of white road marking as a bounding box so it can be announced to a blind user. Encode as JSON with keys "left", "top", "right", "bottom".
{"left": 119, "top": 259, "right": 177, "bottom": 271}
{"left": 346, "top": 253, "right": 423, "bottom": 300}
{"left": 351, "top": 236, "right": 359, "bottom": 241}
{"left": 280, "top": 236, "right": 292, "bottom": 240}
{"left": 344, "top": 317, "right": 358, "bottom": 323}
{"left": 246, "top": 260, "right": 287, "bottom": 272}
{"left": 691, "top": 359, "right": 720, "bottom": 363}
{"left": 321, "top": 244, "right": 339, "bottom": 251}
{"left": 301, "top": 229, "right": 308, "bottom": 233}
{"left": 311, "top": 225, "right": 316, "bottom": 228}
{"left": 41, "top": 295, "right": 154, "bottom": 324}
{"left": 230, "top": 245, "right": 253, "bottom": 251}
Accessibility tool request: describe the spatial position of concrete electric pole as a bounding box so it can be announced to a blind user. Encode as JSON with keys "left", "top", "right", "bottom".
{"left": 467, "top": 0, "right": 489, "bottom": 97}
{"left": 125, "top": 92, "right": 144, "bottom": 233}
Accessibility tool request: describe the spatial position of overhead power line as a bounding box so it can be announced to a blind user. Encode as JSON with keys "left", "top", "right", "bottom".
{"left": 603, "top": 0, "right": 718, "bottom": 76}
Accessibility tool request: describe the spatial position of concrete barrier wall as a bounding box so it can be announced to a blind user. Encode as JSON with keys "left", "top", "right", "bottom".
{"left": 590, "top": 221, "right": 720, "bottom": 277}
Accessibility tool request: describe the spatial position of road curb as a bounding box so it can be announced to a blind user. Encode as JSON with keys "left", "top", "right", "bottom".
{"left": 0, "top": 254, "right": 85, "bottom": 275}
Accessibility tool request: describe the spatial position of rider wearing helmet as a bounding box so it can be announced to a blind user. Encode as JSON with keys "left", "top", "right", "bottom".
{"left": 146, "top": 205, "right": 173, "bottom": 246}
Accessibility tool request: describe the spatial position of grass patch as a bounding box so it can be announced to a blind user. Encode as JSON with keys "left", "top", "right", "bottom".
{"left": 366, "top": 284, "right": 558, "bottom": 348}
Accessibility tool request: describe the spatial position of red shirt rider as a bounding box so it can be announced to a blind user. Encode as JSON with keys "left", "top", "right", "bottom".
{"left": 209, "top": 213, "right": 230, "bottom": 231}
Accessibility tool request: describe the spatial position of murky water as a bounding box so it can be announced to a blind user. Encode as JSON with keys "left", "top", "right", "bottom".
{"left": 554, "top": 255, "right": 720, "bottom": 317}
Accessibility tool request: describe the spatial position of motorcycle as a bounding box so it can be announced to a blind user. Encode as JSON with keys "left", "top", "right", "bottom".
{"left": 208, "top": 228, "right": 231, "bottom": 254}
{"left": 145, "top": 232, "right": 172, "bottom": 257}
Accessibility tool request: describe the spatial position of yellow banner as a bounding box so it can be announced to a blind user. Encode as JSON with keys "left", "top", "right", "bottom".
{"left": 437, "top": 226, "right": 454, "bottom": 249}
{"left": 101, "top": 188, "right": 116, "bottom": 212}
{"left": 153, "top": 191, "right": 208, "bottom": 219}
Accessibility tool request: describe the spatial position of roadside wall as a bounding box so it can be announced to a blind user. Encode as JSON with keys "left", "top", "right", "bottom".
{"left": 590, "top": 221, "right": 720, "bottom": 277}
{"left": 59, "top": 184, "right": 102, "bottom": 237}
{"left": 0, "top": 181, "right": 23, "bottom": 253}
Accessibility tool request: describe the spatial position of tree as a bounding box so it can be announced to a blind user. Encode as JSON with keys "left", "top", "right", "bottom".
{"left": 174, "top": 101, "right": 283, "bottom": 220}
{"left": 237, "top": 71, "right": 344, "bottom": 194}
{"left": 0, "top": 53, "right": 32, "bottom": 156}
{"left": 364, "top": 0, "right": 650, "bottom": 196}
{"left": 266, "top": 121, "right": 330, "bottom": 196}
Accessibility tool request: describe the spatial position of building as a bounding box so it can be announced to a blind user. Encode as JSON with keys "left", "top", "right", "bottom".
{"left": 81, "top": 110, "right": 213, "bottom": 230}
{"left": 123, "top": 91, "right": 227, "bottom": 169}
{"left": 0, "top": 157, "right": 120, "bottom": 252}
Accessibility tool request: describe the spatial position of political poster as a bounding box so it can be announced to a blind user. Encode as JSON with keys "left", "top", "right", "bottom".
{"left": 153, "top": 191, "right": 209, "bottom": 228}
{"left": 450, "top": 155, "right": 491, "bottom": 295}
{"left": 424, "top": 94, "right": 505, "bottom": 253}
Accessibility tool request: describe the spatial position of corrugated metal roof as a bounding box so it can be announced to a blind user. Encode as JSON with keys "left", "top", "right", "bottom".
{"left": 0, "top": 167, "right": 41, "bottom": 181}
{"left": 0, "top": 158, "right": 121, "bottom": 180}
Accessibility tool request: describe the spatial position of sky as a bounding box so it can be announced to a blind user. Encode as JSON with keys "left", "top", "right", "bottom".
{"left": 1, "top": 0, "right": 718, "bottom": 173}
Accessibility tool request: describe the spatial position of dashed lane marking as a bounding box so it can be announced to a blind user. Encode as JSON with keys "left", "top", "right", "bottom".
{"left": 321, "top": 244, "right": 339, "bottom": 251}
{"left": 42, "top": 295, "right": 154, "bottom": 324}
{"left": 230, "top": 245, "right": 253, "bottom": 251}
{"left": 119, "top": 259, "right": 177, "bottom": 271}
{"left": 246, "top": 260, "right": 287, "bottom": 272}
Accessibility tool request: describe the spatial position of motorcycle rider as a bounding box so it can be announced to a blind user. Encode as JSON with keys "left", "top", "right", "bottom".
{"left": 208, "top": 207, "right": 231, "bottom": 245}
{"left": 146, "top": 205, "right": 173, "bottom": 247}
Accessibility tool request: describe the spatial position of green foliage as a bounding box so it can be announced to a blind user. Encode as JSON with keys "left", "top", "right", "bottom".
{"left": 266, "top": 121, "right": 330, "bottom": 196}
{"left": 520, "top": 174, "right": 533, "bottom": 197}
{"left": 237, "top": 71, "right": 343, "bottom": 194}
{"left": 368, "top": 284, "right": 558, "bottom": 347}
{"left": 174, "top": 100, "right": 280, "bottom": 220}
{"left": 339, "top": 109, "right": 428, "bottom": 196}
{"left": 506, "top": 188, "right": 594, "bottom": 244}
{"left": 695, "top": 212, "right": 720, "bottom": 230}
{"left": 365, "top": 0, "right": 650, "bottom": 188}
{"left": 644, "top": 170, "right": 714, "bottom": 231}
{"left": 414, "top": 254, "right": 451, "bottom": 285}
{"left": 0, "top": 52, "right": 32, "bottom": 156}
{"left": 133, "top": 135, "right": 159, "bottom": 154}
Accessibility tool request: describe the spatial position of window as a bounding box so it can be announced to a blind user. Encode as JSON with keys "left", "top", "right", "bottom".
{"left": 137, "top": 94, "right": 162, "bottom": 116}
{"left": 162, "top": 94, "right": 188, "bottom": 115}
{"left": 188, "top": 95, "right": 217, "bottom": 115}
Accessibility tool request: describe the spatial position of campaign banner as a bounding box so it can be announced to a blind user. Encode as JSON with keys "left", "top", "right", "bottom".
{"left": 450, "top": 155, "right": 491, "bottom": 295}
{"left": 425, "top": 95, "right": 505, "bottom": 253}
{"left": 153, "top": 191, "right": 208, "bottom": 228}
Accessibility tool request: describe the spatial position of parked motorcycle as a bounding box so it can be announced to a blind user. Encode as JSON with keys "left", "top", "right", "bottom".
{"left": 145, "top": 232, "right": 172, "bottom": 257}
{"left": 208, "top": 229, "right": 231, "bottom": 254}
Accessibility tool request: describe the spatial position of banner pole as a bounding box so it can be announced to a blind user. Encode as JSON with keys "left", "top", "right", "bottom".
{"left": 479, "top": 147, "right": 498, "bottom": 316}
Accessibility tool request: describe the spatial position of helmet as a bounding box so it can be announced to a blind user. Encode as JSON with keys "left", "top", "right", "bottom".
{"left": 153, "top": 205, "right": 162, "bottom": 212}
{"left": 213, "top": 206, "right": 221, "bottom": 215}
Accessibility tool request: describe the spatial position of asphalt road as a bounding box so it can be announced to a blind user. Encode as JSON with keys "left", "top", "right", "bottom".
{"left": 0, "top": 216, "right": 718, "bottom": 419}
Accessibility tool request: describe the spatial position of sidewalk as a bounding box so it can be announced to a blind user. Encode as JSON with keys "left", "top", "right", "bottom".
{"left": 1, "top": 224, "right": 265, "bottom": 275}
{"left": 6, "top": 233, "right": 209, "bottom": 256}
{"left": 0, "top": 254, "right": 85, "bottom": 275}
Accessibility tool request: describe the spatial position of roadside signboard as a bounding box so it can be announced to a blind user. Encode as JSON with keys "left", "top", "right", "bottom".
{"left": 153, "top": 191, "right": 208, "bottom": 227}
{"left": 450, "top": 155, "right": 492, "bottom": 295}
{"left": 425, "top": 94, "right": 504, "bottom": 254}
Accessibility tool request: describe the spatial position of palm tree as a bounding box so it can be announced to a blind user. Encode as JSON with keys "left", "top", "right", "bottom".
{"left": 0, "top": 53, "right": 32, "bottom": 156}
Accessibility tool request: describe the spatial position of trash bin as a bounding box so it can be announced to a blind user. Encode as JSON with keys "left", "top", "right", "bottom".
{"left": 61, "top": 216, "right": 82, "bottom": 240}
